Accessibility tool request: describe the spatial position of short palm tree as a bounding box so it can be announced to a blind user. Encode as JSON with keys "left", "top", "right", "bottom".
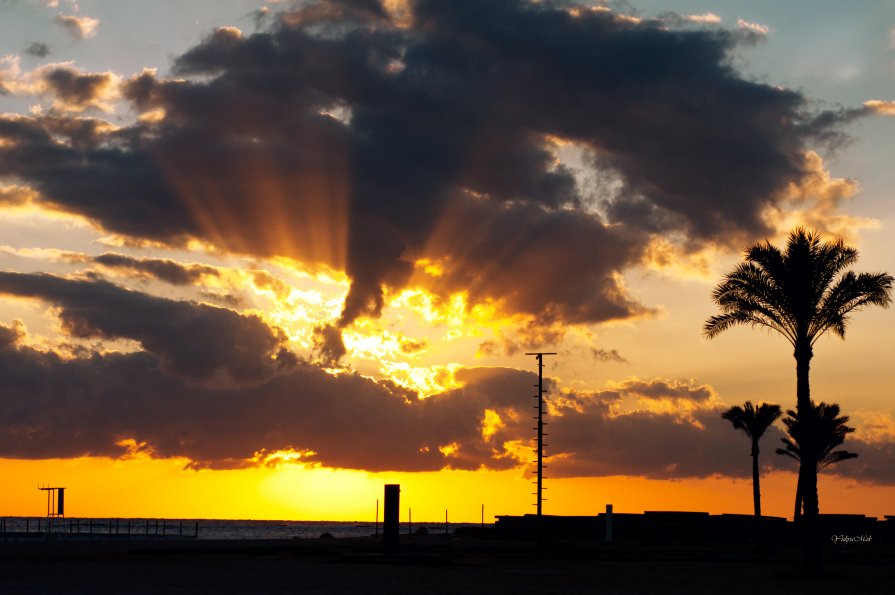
{"left": 776, "top": 401, "right": 858, "bottom": 518}
{"left": 722, "top": 401, "right": 783, "bottom": 517}
{"left": 704, "top": 228, "right": 892, "bottom": 520}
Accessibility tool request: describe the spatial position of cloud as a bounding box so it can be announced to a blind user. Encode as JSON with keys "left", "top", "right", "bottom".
{"left": 736, "top": 18, "right": 770, "bottom": 36}
{"left": 658, "top": 12, "right": 721, "bottom": 27}
{"left": 609, "top": 377, "right": 714, "bottom": 402}
{"left": 0, "top": 0, "right": 867, "bottom": 330}
{"left": 591, "top": 347, "right": 627, "bottom": 363}
{"left": 24, "top": 42, "right": 50, "bottom": 58}
{"left": 312, "top": 323, "right": 347, "bottom": 366}
{"left": 686, "top": 13, "right": 721, "bottom": 24}
{"left": 92, "top": 253, "right": 220, "bottom": 285}
{"left": 864, "top": 99, "right": 895, "bottom": 116}
{"left": 765, "top": 150, "right": 878, "bottom": 241}
{"left": 0, "top": 62, "right": 119, "bottom": 112}
{"left": 0, "top": 184, "right": 39, "bottom": 207}
{"left": 1, "top": 318, "right": 891, "bottom": 481}
{"left": 54, "top": 14, "right": 99, "bottom": 40}
{"left": 0, "top": 272, "right": 287, "bottom": 381}
{"left": 35, "top": 65, "right": 118, "bottom": 112}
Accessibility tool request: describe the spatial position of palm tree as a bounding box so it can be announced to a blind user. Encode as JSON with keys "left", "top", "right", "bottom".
{"left": 721, "top": 401, "right": 783, "bottom": 517}
{"left": 704, "top": 228, "right": 892, "bottom": 520}
{"left": 776, "top": 401, "right": 859, "bottom": 519}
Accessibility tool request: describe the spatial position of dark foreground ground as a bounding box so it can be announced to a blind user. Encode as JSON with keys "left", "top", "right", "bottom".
{"left": 0, "top": 535, "right": 891, "bottom": 595}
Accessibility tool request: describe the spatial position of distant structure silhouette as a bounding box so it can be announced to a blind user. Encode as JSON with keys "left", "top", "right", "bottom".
{"left": 383, "top": 484, "right": 400, "bottom": 556}
{"left": 38, "top": 485, "right": 65, "bottom": 536}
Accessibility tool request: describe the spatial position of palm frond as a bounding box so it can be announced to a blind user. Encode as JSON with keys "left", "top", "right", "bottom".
{"left": 775, "top": 401, "right": 859, "bottom": 473}
{"left": 722, "top": 401, "right": 782, "bottom": 442}
{"left": 705, "top": 228, "right": 892, "bottom": 349}
{"left": 812, "top": 271, "right": 894, "bottom": 341}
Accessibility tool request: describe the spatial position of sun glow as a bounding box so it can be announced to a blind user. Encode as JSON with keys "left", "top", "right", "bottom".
{"left": 378, "top": 361, "right": 466, "bottom": 397}
{"left": 251, "top": 448, "right": 319, "bottom": 468}
{"left": 481, "top": 409, "right": 504, "bottom": 441}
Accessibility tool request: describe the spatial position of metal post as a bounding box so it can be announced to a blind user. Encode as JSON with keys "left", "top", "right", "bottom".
{"left": 383, "top": 484, "right": 400, "bottom": 556}
{"left": 375, "top": 499, "right": 379, "bottom": 537}
{"left": 605, "top": 504, "right": 613, "bottom": 542}
{"left": 526, "top": 352, "right": 555, "bottom": 517}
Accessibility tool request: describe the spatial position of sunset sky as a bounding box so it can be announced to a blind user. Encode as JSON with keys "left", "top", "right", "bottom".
{"left": 1, "top": 0, "right": 893, "bottom": 522}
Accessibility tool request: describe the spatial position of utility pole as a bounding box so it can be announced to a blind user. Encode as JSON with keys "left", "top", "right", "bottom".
{"left": 526, "top": 352, "right": 555, "bottom": 517}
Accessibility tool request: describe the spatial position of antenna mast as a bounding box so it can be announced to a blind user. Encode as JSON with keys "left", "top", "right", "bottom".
{"left": 526, "top": 352, "right": 555, "bottom": 517}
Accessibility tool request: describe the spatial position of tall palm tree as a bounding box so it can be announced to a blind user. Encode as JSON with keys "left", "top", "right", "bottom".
{"left": 776, "top": 401, "right": 859, "bottom": 518}
{"left": 721, "top": 401, "right": 783, "bottom": 517}
{"left": 704, "top": 228, "right": 892, "bottom": 521}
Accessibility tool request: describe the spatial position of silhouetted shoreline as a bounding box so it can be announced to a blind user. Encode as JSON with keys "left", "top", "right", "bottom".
{"left": 1, "top": 527, "right": 891, "bottom": 595}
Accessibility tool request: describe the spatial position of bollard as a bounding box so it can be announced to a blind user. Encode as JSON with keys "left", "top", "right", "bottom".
{"left": 383, "top": 484, "right": 400, "bottom": 556}
{"left": 605, "top": 504, "right": 613, "bottom": 542}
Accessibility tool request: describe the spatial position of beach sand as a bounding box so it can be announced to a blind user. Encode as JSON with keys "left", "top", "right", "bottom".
{"left": 0, "top": 535, "right": 891, "bottom": 594}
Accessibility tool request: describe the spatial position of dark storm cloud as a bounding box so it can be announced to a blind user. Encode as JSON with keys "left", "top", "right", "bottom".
{"left": 92, "top": 253, "right": 220, "bottom": 286}
{"left": 544, "top": 395, "right": 788, "bottom": 479}
{"left": 312, "top": 323, "right": 347, "bottom": 366}
{"left": 0, "top": 0, "right": 858, "bottom": 328}
{"left": 2, "top": 325, "right": 892, "bottom": 480}
{"left": 0, "top": 335, "right": 540, "bottom": 469}
{"left": 0, "top": 272, "right": 285, "bottom": 381}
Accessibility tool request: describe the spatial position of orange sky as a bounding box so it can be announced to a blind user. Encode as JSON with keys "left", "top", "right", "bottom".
{"left": 6, "top": 456, "right": 894, "bottom": 522}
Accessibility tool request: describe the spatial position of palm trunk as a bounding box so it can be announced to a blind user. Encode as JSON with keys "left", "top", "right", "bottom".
{"left": 803, "top": 465, "right": 819, "bottom": 515}
{"left": 795, "top": 339, "right": 812, "bottom": 413}
{"left": 751, "top": 439, "right": 761, "bottom": 517}
{"left": 794, "top": 339, "right": 821, "bottom": 572}
{"left": 794, "top": 340, "right": 814, "bottom": 518}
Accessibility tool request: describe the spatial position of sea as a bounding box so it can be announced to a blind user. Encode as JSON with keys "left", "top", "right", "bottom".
{"left": 0, "top": 517, "right": 490, "bottom": 540}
